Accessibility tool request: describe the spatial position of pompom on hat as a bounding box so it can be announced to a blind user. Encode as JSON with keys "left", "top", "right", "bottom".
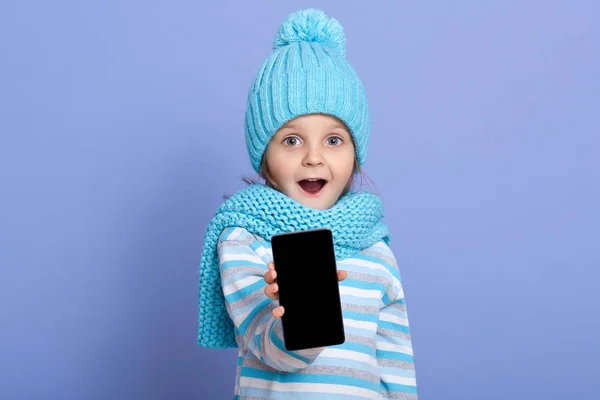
{"left": 245, "top": 9, "right": 370, "bottom": 172}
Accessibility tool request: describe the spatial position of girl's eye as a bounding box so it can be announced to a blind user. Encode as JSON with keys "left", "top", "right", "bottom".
{"left": 283, "top": 137, "right": 301, "bottom": 146}
{"left": 327, "top": 136, "right": 343, "bottom": 146}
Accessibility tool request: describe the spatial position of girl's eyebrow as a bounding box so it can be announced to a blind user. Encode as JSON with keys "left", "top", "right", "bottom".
{"left": 279, "top": 123, "right": 348, "bottom": 132}
{"left": 330, "top": 124, "right": 348, "bottom": 131}
{"left": 281, "top": 123, "right": 298, "bottom": 130}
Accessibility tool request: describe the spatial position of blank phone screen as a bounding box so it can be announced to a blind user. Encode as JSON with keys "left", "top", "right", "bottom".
{"left": 271, "top": 229, "right": 345, "bottom": 351}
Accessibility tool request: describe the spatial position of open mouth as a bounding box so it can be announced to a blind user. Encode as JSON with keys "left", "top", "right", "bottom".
{"left": 298, "top": 179, "right": 328, "bottom": 196}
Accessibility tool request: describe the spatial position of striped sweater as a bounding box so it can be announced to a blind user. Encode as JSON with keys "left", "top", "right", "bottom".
{"left": 218, "top": 227, "right": 418, "bottom": 399}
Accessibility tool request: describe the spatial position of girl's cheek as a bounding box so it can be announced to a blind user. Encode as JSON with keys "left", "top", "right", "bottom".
{"left": 269, "top": 154, "right": 296, "bottom": 178}
{"left": 279, "top": 163, "right": 296, "bottom": 178}
{"left": 275, "top": 152, "right": 297, "bottom": 167}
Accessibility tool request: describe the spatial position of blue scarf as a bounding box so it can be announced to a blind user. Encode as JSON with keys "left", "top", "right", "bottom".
{"left": 197, "top": 184, "right": 389, "bottom": 348}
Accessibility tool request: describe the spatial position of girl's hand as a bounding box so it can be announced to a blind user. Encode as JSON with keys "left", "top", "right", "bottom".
{"left": 264, "top": 262, "right": 347, "bottom": 319}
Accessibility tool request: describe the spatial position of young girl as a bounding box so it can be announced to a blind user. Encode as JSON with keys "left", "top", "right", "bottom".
{"left": 198, "top": 9, "right": 417, "bottom": 399}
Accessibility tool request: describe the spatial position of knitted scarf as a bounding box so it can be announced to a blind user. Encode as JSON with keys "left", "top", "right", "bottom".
{"left": 197, "top": 183, "right": 390, "bottom": 348}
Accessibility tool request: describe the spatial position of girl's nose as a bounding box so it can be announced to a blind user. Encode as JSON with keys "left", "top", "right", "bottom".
{"left": 302, "top": 147, "right": 324, "bottom": 167}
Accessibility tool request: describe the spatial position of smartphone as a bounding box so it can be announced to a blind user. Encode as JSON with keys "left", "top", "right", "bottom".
{"left": 271, "top": 228, "right": 345, "bottom": 351}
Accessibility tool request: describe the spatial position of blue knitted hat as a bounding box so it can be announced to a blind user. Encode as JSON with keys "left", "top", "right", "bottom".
{"left": 245, "top": 8, "right": 370, "bottom": 173}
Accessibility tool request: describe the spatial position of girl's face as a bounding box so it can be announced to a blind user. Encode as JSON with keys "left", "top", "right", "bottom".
{"left": 264, "top": 114, "right": 356, "bottom": 210}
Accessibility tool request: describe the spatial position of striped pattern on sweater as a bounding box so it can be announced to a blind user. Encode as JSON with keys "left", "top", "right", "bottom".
{"left": 218, "top": 227, "right": 418, "bottom": 399}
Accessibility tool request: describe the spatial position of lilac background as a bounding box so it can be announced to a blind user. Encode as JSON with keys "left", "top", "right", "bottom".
{"left": 1, "top": 1, "right": 599, "bottom": 399}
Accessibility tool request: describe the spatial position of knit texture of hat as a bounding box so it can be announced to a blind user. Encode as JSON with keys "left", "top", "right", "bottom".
{"left": 245, "top": 8, "right": 370, "bottom": 173}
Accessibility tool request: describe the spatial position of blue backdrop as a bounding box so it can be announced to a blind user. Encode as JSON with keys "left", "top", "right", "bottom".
{"left": 1, "top": 1, "right": 598, "bottom": 399}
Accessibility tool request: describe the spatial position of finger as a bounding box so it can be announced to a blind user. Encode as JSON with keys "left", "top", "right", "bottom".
{"left": 268, "top": 262, "right": 275, "bottom": 270}
{"left": 264, "top": 283, "right": 279, "bottom": 300}
{"left": 264, "top": 269, "right": 277, "bottom": 284}
{"left": 337, "top": 270, "right": 347, "bottom": 281}
{"left": 272, "top": 306, "right": 285, "bottom": 319}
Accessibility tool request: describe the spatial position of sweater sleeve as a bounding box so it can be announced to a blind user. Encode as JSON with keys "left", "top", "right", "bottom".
{"left": 217, "top": 228, "right": 324, "bottom": 372}
{"left": 374, "top": 243, "right": 418, "bottom": 398}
